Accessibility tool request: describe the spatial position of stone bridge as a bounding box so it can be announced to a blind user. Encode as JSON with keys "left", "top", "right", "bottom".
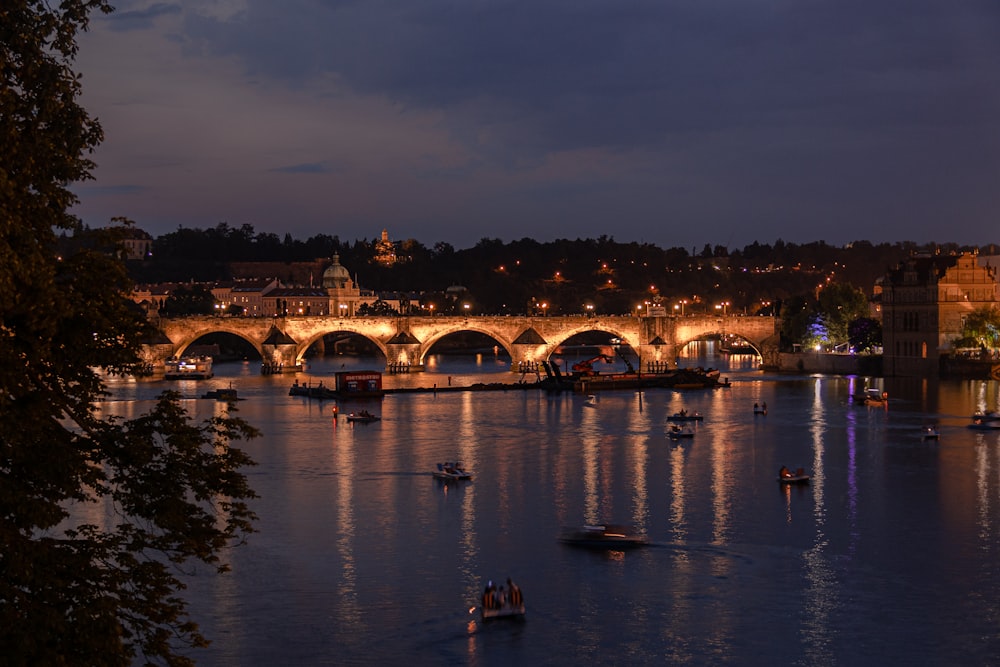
{"left": 145, "top": 314, "right": 780, "bottom": 372}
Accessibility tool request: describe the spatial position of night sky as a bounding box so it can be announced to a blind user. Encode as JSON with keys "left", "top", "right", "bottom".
{"left": 71, "top": 1, "right": 1000, "bottom": 250}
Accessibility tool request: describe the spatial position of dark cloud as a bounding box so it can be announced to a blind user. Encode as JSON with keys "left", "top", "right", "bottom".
{"left": 107, "top": 2, "right": 182, "bottom": 31}
{"left": 76, "top": 1, "right": 1000, "bottom": 248}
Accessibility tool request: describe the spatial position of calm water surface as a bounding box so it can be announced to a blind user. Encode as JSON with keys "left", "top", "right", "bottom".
{"left": 101, "top": 348, "right": 1000, "bottom": 666}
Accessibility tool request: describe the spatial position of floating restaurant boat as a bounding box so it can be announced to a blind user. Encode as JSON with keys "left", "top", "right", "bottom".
{"left": 164, "top": 356, "right": 213, "bottom": 380}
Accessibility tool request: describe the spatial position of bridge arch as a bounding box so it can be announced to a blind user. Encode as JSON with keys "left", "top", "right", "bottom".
{"left": 417, "top": 324, "right": 515, "bottom": 365}
{"left": 294, "top": 328, "right": 388, "bottom": 366}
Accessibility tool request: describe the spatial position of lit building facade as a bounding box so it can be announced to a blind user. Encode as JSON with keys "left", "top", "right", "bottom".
{"left": 880, "top": 252, "right": 999, "bottom": 376}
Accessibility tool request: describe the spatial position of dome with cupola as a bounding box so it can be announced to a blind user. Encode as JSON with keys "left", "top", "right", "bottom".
{"left": 322, "top": 254, "right": 353, "bottom": 290}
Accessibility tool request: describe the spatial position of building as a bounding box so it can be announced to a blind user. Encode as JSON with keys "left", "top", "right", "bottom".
{"left": 880, "top": 251, "right": 999, "bottom": 376}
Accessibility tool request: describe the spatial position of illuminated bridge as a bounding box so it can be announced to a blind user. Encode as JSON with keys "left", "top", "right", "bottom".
{"left": 145, "top": 314, "right": 780, "bottom": 372}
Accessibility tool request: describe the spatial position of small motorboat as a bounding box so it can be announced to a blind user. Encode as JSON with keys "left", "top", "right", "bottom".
{"left": 558, "top": 524, "right": 649, "bottom": 549}
{"left": 201, "top": 386, "right": 239, "bottom": 402}
{"left": 778, "top": 467, "right": 810, "bottom": 484}
{"left": 668, "top": 423, "right": 695, "bottom": 439}
{"left": 346, "top": 410, "right": 380, "bottom": 423}
{"left": 969, "top": 419, "right": 1000, "bottom": 431}
{"left": 667, "top": 411, "right": 704, "bottom": 422}
{"left": 433, "top": 462, "right": 472, "bottom": 481}
{"left": 971, "top": 411, "right": 1000, "bottom": 422}
{"left": 921, "top": 426, "right": 940, "bottom": 440}
{"left": 479, "top": 578, "right": 525, "bottom": 622}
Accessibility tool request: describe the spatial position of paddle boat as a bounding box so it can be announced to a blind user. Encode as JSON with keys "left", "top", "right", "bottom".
{"left": 854, "top": 388, "right": 888, "bottom": 407}
{"left": 433, "top": 462, "right": 473, "bottom": 481}
{"left": 346, "top": 409, "right": 380, "bottom": 423}
{"left": 668, "top": 423, "right": 695, "bottom": 439}
{"left": 557, "top": 524, "right": 649, "bottom": 549}
{"left": 667, "top": 410, "right": 703, "bottom": 422}
{"left": 479, "top": 578, "right": 525, "bottom": 622}
{"left": 777, "top": 466, "right": 810, "bottom": 484}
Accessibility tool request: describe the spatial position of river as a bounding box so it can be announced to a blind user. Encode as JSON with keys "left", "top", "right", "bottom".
{"left": 99, "top": 345, "right": 1000, "bottom": 666}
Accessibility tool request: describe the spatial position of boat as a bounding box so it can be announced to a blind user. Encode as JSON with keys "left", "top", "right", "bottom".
{"left": 433, "top": 462, "right": 472, "bottom": 481}
{"left": 778, "top": 467, "right": 810, "bottom": 484}
{"left": 557, "top": 524, "right": 649, "bottom": 549}
{"left": 667, "top": 411, "right": 703, "bottom": 422}
{"left": 921, "top": 426, "right": 940, "bottom": 440}
{"left": 583, "top": 394, "right": 598, "bottom": 408}
{"left": 480, "top": 579, "right": 525, "bottom": 622}
{"left": 753, "top": 403, "right": 768, "bottom": 415}
{"left": 968, "top": 419, "right": 1000, "bottom": 431}
{"left": 668, "top": 423, "right": 695, "bottom": 439}
{"left": 971, "top": 411, "right": 1000, "bottom": 422}
{"left": 201, "top": 385, "right": 239, "bottom": 401}
{"left": 164, "top": 356, "right": 213, "bottom": 380}
{"left": 346, "top": 410, "right": 380, "bottom": 423}
{"left": 854, "top": 388, "right": 888, "bottom": 406}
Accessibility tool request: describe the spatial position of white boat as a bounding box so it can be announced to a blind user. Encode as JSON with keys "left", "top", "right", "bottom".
{"left": 433, "top": 462, "right": 472, "bottom": 481}
{"left": 164, "top": 356, "right": 213, "bottom": 380}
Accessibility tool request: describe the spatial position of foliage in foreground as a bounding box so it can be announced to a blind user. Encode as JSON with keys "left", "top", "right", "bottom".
{"left": 1, "top": 2, "right": 259, "bottom": 664}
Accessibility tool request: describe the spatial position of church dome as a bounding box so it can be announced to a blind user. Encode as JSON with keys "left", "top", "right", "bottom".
{"left": 323, "top": 254, "right": 352, "bottom": 289}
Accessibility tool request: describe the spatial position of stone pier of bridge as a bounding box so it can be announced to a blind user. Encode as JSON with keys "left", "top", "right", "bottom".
{"left": 146, "top": 314, "right": 780, "bottom": 373}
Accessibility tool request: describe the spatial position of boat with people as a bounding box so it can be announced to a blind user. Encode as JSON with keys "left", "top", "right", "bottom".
{"left": 778, "top": 466, "right": 810, "bottom": 484}
{"left": 164, "top": 356, "right": 213, "bottom": 380}
{"left": 854, "top": 388, "right": 888, "bottom": 406}
{"left": 480, "top": 578, "right": 525, "bottom": 622}
{"left": 433, "top": 462, "right": 472, "bottom": 481}
{"left": 557, "top": 524, "right": 649, "bottom": 549}
{"left": 753, "top": 402, "right": 767, "bottom": 415}
{"left": 346, "top": 410, "right": 380, "bottom": 423}
{"left": 668, "top": 423, "right": 695, "bottom": 439}
{"left": 667, "top": 410, "right": 703, "bottom": 422}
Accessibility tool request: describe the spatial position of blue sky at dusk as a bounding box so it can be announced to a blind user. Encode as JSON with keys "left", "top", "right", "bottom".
{"left": 72, "top": 0, "right": 1000, "bottom": 250}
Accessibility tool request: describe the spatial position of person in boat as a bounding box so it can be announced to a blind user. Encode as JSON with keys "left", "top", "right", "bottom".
{"left": 779, "top": 465, "right": 792, "bottom": 478}
{"left": 507, "top": 578, "right": 522, "bottom": 607}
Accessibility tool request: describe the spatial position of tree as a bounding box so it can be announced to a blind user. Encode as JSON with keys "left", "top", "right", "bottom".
{"left": 1, "top": 3, "right": 258, "bottom": 665}
{"left": 160, "top": 284, "right": 217, "bottom": 316}
{"left": 961, "top": 305, "right": 1000, "bottom": 349}
{"left": 849, "top": 317, "right": 883, "bottom": 353}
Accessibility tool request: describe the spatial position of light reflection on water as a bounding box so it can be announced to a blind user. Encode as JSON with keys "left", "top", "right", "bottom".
{"left": 95, "top": 351, "right": 1000, "bottom": 666}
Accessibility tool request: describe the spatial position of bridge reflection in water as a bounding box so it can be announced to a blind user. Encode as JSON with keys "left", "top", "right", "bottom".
{"left": 147, "top": 314, "right": 779, "bottom": 373}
